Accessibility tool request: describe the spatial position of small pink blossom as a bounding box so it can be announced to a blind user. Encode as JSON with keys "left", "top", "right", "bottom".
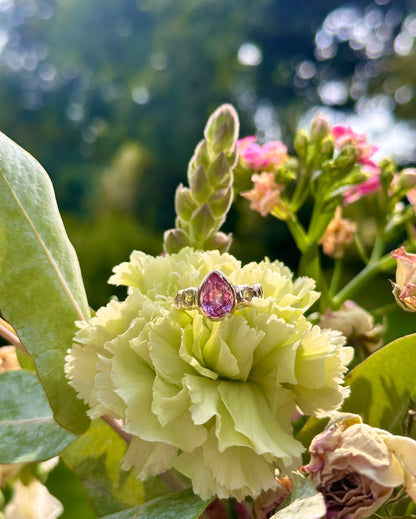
{"left": 237, "top": 136, "right": 288, "bottom": 171}
{"left": 391, "top": 246, "right": 416, "bottom": 311}
{"left": 241, "top": 172, "right": 284, "bottom": 217}
{"left": 332, "top": 126, "right": 378, "bottom": 169}
{"left": 343, "top": 166, "right": 381, "bottom": 205}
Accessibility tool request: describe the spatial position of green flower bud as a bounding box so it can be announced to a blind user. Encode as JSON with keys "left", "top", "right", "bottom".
{"left": 293, "top": 129, "right": 309, "bottom": 159}
{"left": 163, "top": 228, "right": 190, "bottom": 254}
{"left": 190, "top": 204, "right": 216, "bottom": 243}
{"left": 175, "top": 185, "right": 198, "bottom": 221}
{"left": 206, "top": 152, "right": 229, "bottom": 185}
{"left": 209, "top": 185, "right": 233, "bottom": 218}
{"left": 396, "top": 168, "right": 416, "bottom": 191}
{"left": 319, "top": 135, "right": 335, "bottom": 159}
{"left": 190, "top": 165, "right": 211, "bottom": 204}
{"left": 203, "top": 231, "right": 232, "bottom": 252}
{"left": 332, "top": 144, "right": 357, "bottom": 172}
{"left": 310, "top": 114, "right": 331, "bottom": 143}
{"left": 205, "top": 104, "right": 239, "bottom": 154}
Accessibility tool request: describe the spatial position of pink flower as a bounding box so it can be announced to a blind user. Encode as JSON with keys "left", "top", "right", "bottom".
{"left": 302, "top": 413, "right": 416, "bottom": 519}
{"left": 343, "top": 166, "right": 381, "bottom": 205}
{"left": 332, "top": 126, "right": 378, "bottom": 169}
{"left": 241, "top": 172, "right": 284, "bottom": 217}
{"left": 237, "top": 136, "right": 288, "bottom": 171}
{"left": 391, "top": 246, "right": 416, "bottom": 311}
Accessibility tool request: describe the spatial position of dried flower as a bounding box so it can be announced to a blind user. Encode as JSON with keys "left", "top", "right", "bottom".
{"left": 0, "top": 346, "right": 20, "bottom": 373}
{"left": 302, "top": 413, "right": 416, "bottom": 519}
{"left": 391, "top": 246, "right": 416, "bottom": 311}
{"left": 66, "top": 248, "right": 352, "bottom": 500}
{"left": 252, "top": 475, "right": 293, "bottom": 519}
{"left": 241, "top": 172, "right": 285, "bottom": 217}
{"left": 319, "top": 207, "right": 356, "bottom": 258}
{"left": 319, "top": 301, "right": 383, "bottom": 353}
{"left": 237, "top": 137, "right": 288, "bottom": 171}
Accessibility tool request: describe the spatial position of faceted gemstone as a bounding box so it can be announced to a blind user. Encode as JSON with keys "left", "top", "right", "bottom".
{"left": 198, "top": 271, "right": 235, "bottom": 319}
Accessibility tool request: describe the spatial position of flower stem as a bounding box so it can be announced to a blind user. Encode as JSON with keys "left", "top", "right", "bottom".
{"left": 329, "top": 257, "right": 343, "bottom": 297}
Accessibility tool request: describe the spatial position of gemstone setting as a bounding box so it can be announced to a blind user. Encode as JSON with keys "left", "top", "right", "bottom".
{"left": 198, "top": 270, "right": 236, "bottom": 320}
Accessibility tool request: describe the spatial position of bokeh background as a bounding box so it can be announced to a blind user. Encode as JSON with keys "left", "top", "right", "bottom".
{"left": 2, "top": 0, "right": 416, "bottom": 327}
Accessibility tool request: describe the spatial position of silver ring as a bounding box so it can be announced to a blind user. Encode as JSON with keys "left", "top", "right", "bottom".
{"left": 174, "top": 270, "right": 263, "bottom": 320}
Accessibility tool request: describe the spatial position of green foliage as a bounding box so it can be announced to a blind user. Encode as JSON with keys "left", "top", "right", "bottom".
{"left": 0, "top": 370, "right": 76, "bottom": 463}
{"left": 272, "top": 473, "right": 325, "bottom": 519}
{"left": 0, "top": 131, "right": 90, "bottom": 434}
{"left": 61, "top": 420, "right": 147, "bottom": 517}
{"left": 342, "top": 333, "right": 416, "bottom": 434}
{"left": 101, "top": 488, "right": 213, "bottom": 519}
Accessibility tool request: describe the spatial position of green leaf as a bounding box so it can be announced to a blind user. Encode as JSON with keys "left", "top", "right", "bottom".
{"left": 101, "top": 488, "right": 213, "bottom": 519}
{"left": 272, "top": 474, "right": 325, "bottom": 519}
{"left": 0, "top": 370, "right": 76, "bottom": 463}
{"left": 342, "top": 333, "right": 416, "bottom": 433}
{"left": 0, "top": 130, "right": 90, "bottom": 434}
{"left": 62, "top": 419, "right": 146, "bottom": 517}
{"left": 45, "top": 459, "right": 97, "bottom": 519}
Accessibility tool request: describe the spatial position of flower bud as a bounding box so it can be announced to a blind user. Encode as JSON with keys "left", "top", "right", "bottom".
{"left": 190, "top": 165, "right": 211, "bottom": 204}
{"left": 319, "top": 135, "right": 334, "bottom": 159}
{"left": 205, "top": 104, "right": 239, "bottom": 154}
{"left": 203, "top": 231, "right": 232, "bottom": 253}
{"left": 190, "top": 203, "right": 216, "bottom": 242}
{"left": 391, "top": 246, "right": 416, "bottom": 311}
{"left": 209, "top": 185, "right": 232, "bottom": 218}
{"left": 175, "top": 185, "right": 198, "bottom": 221}
{"left": 396, "top": 168, "right": 416, "bottom": 191}
{"left": 163, "top": 228, "right": 189, "bottom": 254}
{"left": 332, "top": 144, "right": 357, "bottom": 172}
{"left": 310, "top": 114, "right": 331, "bottom": 143}
{"left": 293, "top": 129, "right": 309, "bottom": 159}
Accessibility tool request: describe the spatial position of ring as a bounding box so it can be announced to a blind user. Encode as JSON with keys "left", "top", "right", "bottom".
{"left": 174, "top": 270, "right": 263, "bottom": 320}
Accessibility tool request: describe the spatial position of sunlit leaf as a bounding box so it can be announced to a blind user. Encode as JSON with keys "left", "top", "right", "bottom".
{"left": 271, "top": 473, "right": 325, "bottom": 519}
{"left": 0, "top": 131, "right": 90, "bottom": 434}
{"left": 62, "top": 419, "right": 146, "bottom": 517}
{"left": 342, "top": 333, "right": 416, "bottom": 434}
{"left": 101, "top": 488, "right": 213, "bottom": 519}
{"left": 0, "top": 370, "right": 76, "bottom": 463}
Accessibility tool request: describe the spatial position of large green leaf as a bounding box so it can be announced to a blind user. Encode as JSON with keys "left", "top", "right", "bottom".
{"left": 0, "top": 370, "right": 76, "bottom": 463}
{"left": 0, "top": 131, "right": 90, "bottom": 434}
{"left": 101, "top": 488, "right": 213, "bottom": 519}
{"left": 342, "top": 333, "right": 416, "bottom": 434}
{"left": 62, "top": 419, "right": 147, "bottom": 517}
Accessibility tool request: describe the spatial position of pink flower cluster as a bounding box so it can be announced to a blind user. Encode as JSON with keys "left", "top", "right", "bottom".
{"left": 241, "top": 172, "right": 283, "bottom": 217}
{"left": 237, "top": 136, "right": 288, "bottom": 171}
{"left": 332, "top": 126, "right": 381, "bottom": 205}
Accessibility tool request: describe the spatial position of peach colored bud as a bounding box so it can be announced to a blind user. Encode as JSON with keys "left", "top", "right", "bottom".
{"left": 391, "top": 247, "right": 416, "bottom": 311}
{"left": 319, "top": 207, "right": 356, "bottom": 258}
{"left": 302, "top": 413, "right": 416, "bottom": 519}
{"left": 241, "top": 172, "right": 284, "bottom": 217}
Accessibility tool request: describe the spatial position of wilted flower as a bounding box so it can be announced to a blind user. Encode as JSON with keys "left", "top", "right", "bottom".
{"left": 241, "top": 172, "right": 285, "bottom": 217}
{"left": 319, "top": 207, "right": 356, "bottom": 258}
{"left": 319, "top": 301, "right": 383, "bottom": 353}
{"left": 332, "top": 126, "right": 378, "bottom": 169}
{"left": 391, "top": 246, "right": 416, "bottom": 311}
{"left": 252, "top": 475, "right": 293, "bottom": 519}
{"left": 237, "top": 136, "right": 288, "bottom": 171}
{"left": 66, "top": 248, "right": 353, "bottom": 500}
{"left": 4, "top": 479, "right": 63, "bottom": 519}
{"left": 302, "top": 413, "right": 416, "bottom": 519}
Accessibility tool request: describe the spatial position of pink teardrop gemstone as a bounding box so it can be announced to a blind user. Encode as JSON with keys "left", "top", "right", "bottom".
{"left": 198, "top": 271, "right": 235, "bottom": 319}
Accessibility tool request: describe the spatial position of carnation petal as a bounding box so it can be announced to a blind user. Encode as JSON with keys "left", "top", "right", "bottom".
{"left": 121, "top": 436, "right": 178, "bottom": 479}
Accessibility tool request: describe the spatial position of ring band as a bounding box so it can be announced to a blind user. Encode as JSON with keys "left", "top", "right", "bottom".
{"left": 175, "top": 270, "right": 263, "bottom": 320}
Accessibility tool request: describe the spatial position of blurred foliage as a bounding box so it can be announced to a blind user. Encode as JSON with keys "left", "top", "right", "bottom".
{"left": 1, "top": 0, "right": 416, "bottom": 308}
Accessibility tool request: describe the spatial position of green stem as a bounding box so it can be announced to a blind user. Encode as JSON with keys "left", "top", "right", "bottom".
{"left": 290, "top": 166, "right": 311, "bottom": 211}
{"left": 371, "top": 302, "right": 399, "bottom": 318}
{"left": 286, "top": 214, "right": 308, "bottom": 252}
{"left": 329, "top": 257, "right": 343, "bottom": 297}
{"left": 332, "top": 254, "right": 395, "bottom": 309}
